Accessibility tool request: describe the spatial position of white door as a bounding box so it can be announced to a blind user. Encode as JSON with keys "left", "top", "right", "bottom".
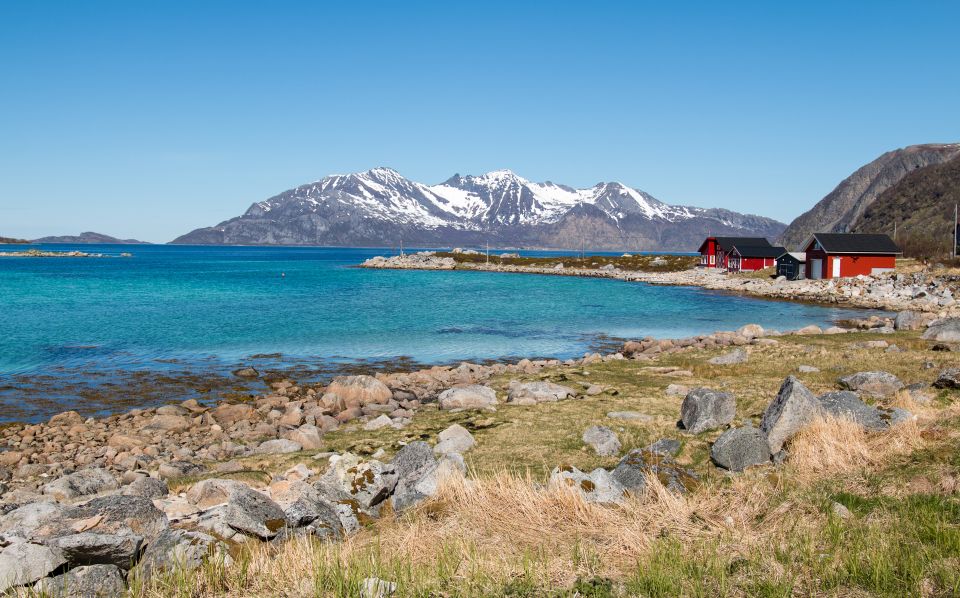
{"left": 811, "top": 259, "right": 822, "bottom": 279}
{"left": 832, "top": 256, "right": 841, "bottom": 278}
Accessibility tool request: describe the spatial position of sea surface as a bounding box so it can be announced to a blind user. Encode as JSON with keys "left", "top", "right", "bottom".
{"left": 0, "top": 244, "right": 884, "bottom": 422}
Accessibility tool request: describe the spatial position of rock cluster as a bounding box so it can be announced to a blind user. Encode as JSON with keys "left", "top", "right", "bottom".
{"left": 360, "top": 252, "right": 456, "bottom": 270}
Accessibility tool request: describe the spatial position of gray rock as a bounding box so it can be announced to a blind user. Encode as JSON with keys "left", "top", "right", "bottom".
{"left": 49, "top": 532, "right": 143, "bottom": 569}
{"left": 549, "top": 466, "right": 624, "bottom": 504}
{"left": 42, "top": 468, "right": 118, "bottom": 501}
{"left": 363, "top": 415, "right": 393, "bottom": 431}
{"left": 390, "top": 442, "right": 439, "bottom": 512}
{"left": 256, "top": 439, "right": 303, "bottom": 455}
{"left": 221, "top": 484, "right": 287, "bottom": 540}
{"left": 232, "top": 367, "right": 260, "bottom": 378}
{"left": 433, "top": 424, "right": 475, "bottom": 456}
{"left": 609, "top": 449, "right": 698, "bottom": 494}
{"left": 894, "top": 311, "right": 924, "bottom": 331}
{"left": 121, "top": 477, "right": 169, "bottom": 499}
{"left": 607, "top": 411, "right": 652, "bottom": 422}
{"left": 818, "top": 391, "right": 911, "bottom": 430}
{"left": 760, "top": 376, "right": 822, "bottom": 453}
{"left": 62, "top": 495, "right": 168, "bottom": 543}
{"left": 438, "top": 385, "right": 497, "bottom": 410}
{"left": 35, "top": 564, "right": 126, "bottom": 598}
{"left": 158, "top": 461, "right": 204, "bottom": 480}
{"left": 506, "top": 381, "right": 576, "bottom": 404}
{"left": 361, "top": 576, "right": 398, "bottom": 598}
{"left": 319, "top": 456, "right": 397, "bottom": 510}
{"left": 582, "top": 426, "right": 621, "bottom": 457}
{"left": 710, "top": 427, "right": 771, "bottom": 472}
{"left": 934, "top": 368, "right": 960, "bottom": 389}
{"left": 645, "top": 438, "right": 682, "bottom": 457}
{"left": 837, "top": 371, "right": 904, "bottom": 398}
{"left": 0, "top": 542, "right": 67, "bottom": 593}
{"left": 831, "top": 501, "right": 853, "bottom": 520}
{"left": 137, "top": 528, "right": 230, "bottom": 577}
{"left": 922, "top": 318, "right": 960, "bottom": 342}
{"left": 680, "top": 388, "right": 736, "bottom": 434}
{"left": 0, "top": 502, "right": 68, "bottom": 540}
{"left": 708, "top": 348, "right": 748, "bottom": 365}
{"left": 798, "top": 365, "right": 820, "bottom": 373}
{"left": 274, "top": 483, "right": 343, "bottom": 540}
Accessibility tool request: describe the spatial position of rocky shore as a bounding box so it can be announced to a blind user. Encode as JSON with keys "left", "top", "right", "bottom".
{"left": 2, "top": 306, "right": 959, "bottom": 594}
{"left": 0, "top": 249, "right": 131, "bottom": 258}
{"left": 361, "top": 252, "right": 960, "bottom": 314}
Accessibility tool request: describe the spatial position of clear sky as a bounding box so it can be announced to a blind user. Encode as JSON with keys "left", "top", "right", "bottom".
{"left": 2, "top": 1, "right": 959, "bottom": 243}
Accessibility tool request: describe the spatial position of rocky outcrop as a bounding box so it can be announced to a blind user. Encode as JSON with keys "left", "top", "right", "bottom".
{"left": 760, "top": 377, "right": 822, "bottom": 454}
{"left": 837, "top": 371, "right": 904, "bottom": 398}
{"left": 680, "top": 388, "right": 736, "bottom": 434}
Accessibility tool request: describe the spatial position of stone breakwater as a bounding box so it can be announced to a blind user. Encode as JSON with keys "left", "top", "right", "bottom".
{"left": 1, "top": 314, "right": 959, "bottom": 593}
{"left": 361, "top": 252, "right": 960, "bottom": 314}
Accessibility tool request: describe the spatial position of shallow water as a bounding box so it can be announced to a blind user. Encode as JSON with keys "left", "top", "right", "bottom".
{"left": 0, "top": 244, "right": 883, "bottom": 422}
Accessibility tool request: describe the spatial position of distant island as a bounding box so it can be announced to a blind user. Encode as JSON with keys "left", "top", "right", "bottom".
{"left": 0, "top": 236, "right": 29, "bottom": 244}
{"left": 32, "top": 231, "right": 150, "bottom": 244}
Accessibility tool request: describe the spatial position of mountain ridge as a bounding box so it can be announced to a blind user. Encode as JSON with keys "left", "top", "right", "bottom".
{"left": 172, "top": 168, "right": 785, "bottom": 251}
{"left": 33, "top": 232, "right": 151, "bottom": 244}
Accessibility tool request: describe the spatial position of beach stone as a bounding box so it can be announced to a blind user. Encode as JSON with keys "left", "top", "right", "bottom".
{"left": 894, "top": 311, "right": 924, "bottom": 331}
{"left": 837, "top": 371, "right": 904, "bottom": 398}
{"left": 211, "top": 403, "right": 256, "bottom": 426}
{"left": 107, "top": 434, "right": 145, "bottom": 451}
{"left": 35, "top": 564, "right": 126, "bottom": 598}
{"left": 325, "top": 375, "right": 392, "bottom": 407}
{"left": 48, "top": 411, "right": 85, "bottom": 427}
{"left": 737, "top": 324, "right": 764, "bottom": 339}
{"left": 232, "top": 367, "right": 260, "bottom": 378}
{"left": 434, "top": 424, "right": 475, "bottom": 456}
{"left": 121, "top": 477, "right": 169, "bottom": 500}
{"left": 0, "top": 542, "right": 67, "bottom": 593}
{"left": 438, "top": 385, "right": 497, "bottom": 410}
{"left": 363, "top": 415, "right": 393, "bottom": 431}
{"left": 0, "top": 451, "right": 23, "bottom": 468}
{"left": 187, "top": 478, "right": 250, "bottom": 508}
{"left": 609, "top": 449, "right": 698, "bottom": 494}
{"left": 144, "top": 414, "right": 191, "bottom": 432}
{"left": 221, "top": 484, "right": 287, "bottom": 540}
{"left": 933, "top": 368, "right": 960, "bottom": 389}
{"left": 49, "top": 531, "right": 143, "bottom": 569}
{"left": 760, "top": 376, "right": 822, "bottom": 453}
{"left": 62, "top": 495, "right": 168, "bottom": 543}
{"left": 795, "top": 325, "right": 822, "bottom": 335}
{"left": 708, "top": 348, "right": 748, "bottom": 365}
{"left": 507, "top": 381, "right": 576, "bottom": 404}
{"left": 922, "top": 318, "right": 960, "bottom": 342}
{"left": 645, "top": 438, "right": 682, "bottom": 457}
{"left": 710, "top": 427, "right": 771, "bottom": 472}
{"left": 158, "top": 461, "right": 203, "bottom": 480}
{"left": 582, "top": 426, "right": 621, "bottom": 456}
{"left": 390, "top": 442, "right": 439, "bottom": 512}
{"left": 42, "top": 467, "right": 118, "bottom": 501}
{"left": 818, "top": 391, "right": 911, "bottom": 430}
{"left": 137, "top": 528, "right": 231, "bottom": 577}
{"left": 549, "top": 466, "right": 624, "bottom": 504}
{"left": 320, "top": 456, "right": 397, "bottom": 510}
{"left": 281, "top": 424, "right": 324, "bottom": 450}
{"left": 680, "top": 388, "right": 736, "bottom": 434}
{"left": 256, "top": 439, "right": 302, "bottom": 455}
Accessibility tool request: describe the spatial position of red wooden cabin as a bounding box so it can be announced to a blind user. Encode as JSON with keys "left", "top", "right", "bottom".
{"left": 698, "top": 236, "right": 773, "bottom": 269}
{"left": 802, "top": 233, "right": 901, "bottom": 279}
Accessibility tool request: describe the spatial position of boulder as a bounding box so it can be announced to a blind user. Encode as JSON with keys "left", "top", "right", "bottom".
{"left": 818, "top": 391, "right": 912, "bottom": 430}
{"left": 933, "top": 368, "right": 960, "bottom": 390}
{"left": 506, "top": 381, "right": 576, "bottom": 404}
{"left": 137, "top": 528, "right": 231, "bottom": 577}
{"left": 0, "top": 542, "right": 67, "bottom": 593}
{"left": 143, "top": 414, "right": 192, "bottom": 433}
{"left": 433, "top": 424, "right": 475, "bottom": 456}
{"left": 390, "top": 442, "right": 439, "bottom": 512}
{"left": 62, "top": 495, "right": 168, "bottom": 543}
{"left": 708, "top": 348, "right": 748, "bottom": 365}
{"left": 284, "top": 424, "right": 325, "bottom": 450}
{"left": 363, "top": 415, "right": 393, "bottom": 431}
{"left": 324, "top": 375, "right": 392, "bottom": 407}
{"left": 211, "top": 403, "right": 255, "bottom": 426}
{"left": 609, "top": 449, "right": 698, "bottom": 494}
{"left": 645, "top": 438, "right": 682, "bottom": 457}
{"left": 232, "top": 367, "right": 260, "bottom": 378}
{"left": 187, "top": 478, "right": 251, "bottom": 508}
{"left": 49, "top": 532, "right": 144, "bottom": 569}
{"left": 121, "top": 477, "right": 169, "bottom": 500}
{"left": 221, "top": 484, "right": 287, "bottom": 540}
{"left": 736, "top": 324, "right": 764, "bottom": 339}
{"left": 42, "top": 468, "right": 119, "bottom": 501}
{"left": 760, "top": 376, "right": 822, "bottom": 453}
{"left": 548, "top": 466, "right": 624, "bottom": 504}
{"left": 837, "top": 371, "right": 904, "bottom": 398}
{"left": 256, "top": 439, "right": 303, "bottom": 455}
{"left": 710, "top": 427, "right": 771, "bottom": 472}
{"left": 48, "top": 411, "right": 85, "bottom": 427}
{"left": 35, "top": 564, "right": 126, "bottom": 598}
{"left": 319, "top": 456, "right": 397, "bottom": 510}
{"left": 0, "top": 501, "right": 69, "bottom": 539}
{"left": 438, "top": 385, "right": 497, "bottom": 410}
{"left": 680, "top": 388, "right": 736, "bottom": 434}
{"left": 795, "top": 325, "right": 822, "bottom": 335}
{"left": 894, "top": 311, "right": 924, "bottom": 331}
{"left": 922, "top": 318, "right": 960, "bottom": 342}
{"left": 270, "top": 481, "right": 343, "bottom": 539}
{"left": 158, "top": 461, "right": 203, "bottom": 480}
{"left": 582, "top": 426, "right": 621, "bottom": 456}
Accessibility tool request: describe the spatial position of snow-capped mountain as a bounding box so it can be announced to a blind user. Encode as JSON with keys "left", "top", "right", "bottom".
{"left": 172, "top": 167, "right": 786, "bottom": 250}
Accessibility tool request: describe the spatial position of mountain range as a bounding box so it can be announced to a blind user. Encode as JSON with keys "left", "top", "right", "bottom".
{"left": 33, "top": 232, "right": 151, "bottom": 244}
{"left": 172, "top": 168, "right": 786, "bottom": 251}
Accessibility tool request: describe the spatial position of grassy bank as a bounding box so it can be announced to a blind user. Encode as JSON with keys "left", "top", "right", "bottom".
{"left": 139, "top": 329, "right": 960, "bottom": 597}
{"left": 435, "top": 251, "right": 700, "bottom": 273}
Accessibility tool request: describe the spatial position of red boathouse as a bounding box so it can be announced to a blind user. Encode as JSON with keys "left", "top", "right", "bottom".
{"left": 698, "top": 236, "right": 773, "bottom": 269}
{"left": 727, "top": 244, "right": 788, "bottom": 272}
{"left": 802, "top": 233, "right": 901, "bottom": 279}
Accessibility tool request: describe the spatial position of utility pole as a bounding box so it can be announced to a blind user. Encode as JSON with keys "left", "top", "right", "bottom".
{"left": 954, "top": 203, "right": 958, "bottom": 259}
{"left": 486, "top": 241, "right": 489, "bottom": 265}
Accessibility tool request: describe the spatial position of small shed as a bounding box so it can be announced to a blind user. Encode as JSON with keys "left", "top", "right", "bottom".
{"left": 776, "top": 252, "right": 806, "bottom": 280}
{"left": 728, "top": 245, "right": 787, "bottom": 272}
{"left": 802, "top": 233, "right": 901, "bottom": 279}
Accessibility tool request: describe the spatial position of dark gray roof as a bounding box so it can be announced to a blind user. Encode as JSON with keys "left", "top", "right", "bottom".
{"left": 714, "top": 237, "right": 772, "bottom": 251}
{"left": 811, "top": 233, "right": 901, "bottom": 254}
{"left": 731, "top": 245, "right": 787, "bottom": 258}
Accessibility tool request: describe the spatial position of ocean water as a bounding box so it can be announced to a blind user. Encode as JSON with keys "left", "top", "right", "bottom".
{"left": 0, "top": 244, "right": 883, "bottom": 421}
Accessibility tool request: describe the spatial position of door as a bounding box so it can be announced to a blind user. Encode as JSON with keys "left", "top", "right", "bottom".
{"left": 832, "top": 256, "right": 841, "bottom": 278}
{"left": 811, "top": 259, "right": 822, "bottom": 279}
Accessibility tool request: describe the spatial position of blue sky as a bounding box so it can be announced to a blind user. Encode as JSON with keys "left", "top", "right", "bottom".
{"left": 2, "top": 1, "right": 959, "bottom": 243}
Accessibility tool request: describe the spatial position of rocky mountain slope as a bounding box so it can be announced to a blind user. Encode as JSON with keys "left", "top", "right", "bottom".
{"left": 779, "top": 144, "right": 960, "bottom": 250}
{"left": 33, "top": 232, "right": 150, "bottom": 244}
{"left": 172, "top": 168, "right": 785, "bottom": 251}
{"left": 852, "top": 154, "right": 960, "bottom": 256}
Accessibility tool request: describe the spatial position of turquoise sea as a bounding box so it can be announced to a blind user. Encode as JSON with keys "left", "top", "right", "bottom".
{"left": 0, "top": 244, "right": 883, "bottom": 422}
